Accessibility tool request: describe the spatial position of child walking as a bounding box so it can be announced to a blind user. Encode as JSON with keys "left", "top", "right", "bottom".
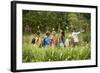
{"left": 43, "top": 31, "right": 51, "bottom": 48}
{"left": 58, "top": 30, "right": 65, "bottom": 48}
{"left": 50, "top": 31, "right": 57, "bottom": 48}
{"left": 32, "top": 31, "right": 41, "bottom": 48}
{"left": 71, "top": 29, "right": 84, "bottom": 47}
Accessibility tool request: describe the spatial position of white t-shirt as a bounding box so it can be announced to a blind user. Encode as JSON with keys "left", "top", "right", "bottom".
{"left": 72, "top": 31, "right": 80, "bottom": 42}
{"left": 65, "top": 38, "right": 70, "bottom": 47}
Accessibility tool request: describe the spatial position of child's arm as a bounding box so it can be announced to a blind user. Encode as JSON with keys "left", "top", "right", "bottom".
{"left": 77, "top": 30, "right": 84, "bottom": 34}
{"left": 77, "top": 32, "right": 80, "bottom": 34}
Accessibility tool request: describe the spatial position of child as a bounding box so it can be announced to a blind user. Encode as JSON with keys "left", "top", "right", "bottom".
{"left": 58, "top": 30, "right": 65, "bottom": 48}
{"left": 50, "top": 31, "right": 57, "bottom": 48}
{"left": 43, "top": 31, "right": 51, "bottom": 48}
{"left": 71, "top": 29, "right": 84, "bottom": 47}
{"left": 65, "top": 34, "right": 73, "bottom": 48}
{"left": 32, "top": 31, "right": 41, "bottom": 48}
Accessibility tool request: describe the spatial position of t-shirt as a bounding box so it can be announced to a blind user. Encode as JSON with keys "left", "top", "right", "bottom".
{"left": 72, "top": 31, "right": 80, "bottom": 42}
{"left": 65, "top": 38, "right": 70, "bottom": 47}
{"left": 44, "top": 36, "right": 51, "bottom": 46}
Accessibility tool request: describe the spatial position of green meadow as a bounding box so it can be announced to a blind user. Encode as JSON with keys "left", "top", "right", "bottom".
{"left": 22, "top": 34, "right": 91, "bottom": 63}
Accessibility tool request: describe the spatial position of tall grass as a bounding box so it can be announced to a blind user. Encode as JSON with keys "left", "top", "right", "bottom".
{"left": 22, "top": 34, "right": 91, "bottom": 63}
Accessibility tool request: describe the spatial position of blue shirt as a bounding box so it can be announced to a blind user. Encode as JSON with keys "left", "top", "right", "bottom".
{"left": 44, "top": 36, "right": 51, "bottom": 46}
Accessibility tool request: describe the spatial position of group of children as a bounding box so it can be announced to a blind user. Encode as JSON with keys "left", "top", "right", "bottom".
{"left": 32, "top": 29, "right": 83, "bottom": 48}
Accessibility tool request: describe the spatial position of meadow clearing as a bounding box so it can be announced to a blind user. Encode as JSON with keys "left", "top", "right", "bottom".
{"left": 22, "top": 10, "right": 91, "bottom": 63}
{"left": 22, "top": 34, "right": 91, "bottom": 63}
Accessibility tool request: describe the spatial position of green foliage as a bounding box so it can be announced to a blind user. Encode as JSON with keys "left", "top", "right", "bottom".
{"left": 22, "top": 10, "right": 91, "bottom": 63}
{"left": 23, "top": 10, "right": 91, "bottom": 34}
{"left": 23, "top": 44, "right": 91, "bottom": 62}
{"left": 22, "top": 34, "right": 91, "bottom": 63}
{"left": 82, "top": 32, "right": 91, "bottom": 43}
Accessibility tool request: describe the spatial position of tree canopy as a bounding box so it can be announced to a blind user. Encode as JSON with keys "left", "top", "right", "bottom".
{"left": 23, "top": 10, "right": 91, "bottom": 34}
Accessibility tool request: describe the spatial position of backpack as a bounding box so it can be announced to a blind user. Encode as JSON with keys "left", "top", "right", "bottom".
{"left": 32, "top": 37, "right": 35, "bottom": 44}
{"left": 42, "top": 37, "right": 48, "bottom": 47}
